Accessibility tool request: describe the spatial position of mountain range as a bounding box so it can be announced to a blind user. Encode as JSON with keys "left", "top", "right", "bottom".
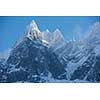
{"left": 0, "top": 20, "right": 100, "bottom": 83}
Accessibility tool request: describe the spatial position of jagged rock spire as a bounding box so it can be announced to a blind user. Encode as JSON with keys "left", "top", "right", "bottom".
{"left": 26, "top": 20, "right": 42, "bottom": 41}
{"left": 28, "top": 20, "right": 40, "bottom": 33}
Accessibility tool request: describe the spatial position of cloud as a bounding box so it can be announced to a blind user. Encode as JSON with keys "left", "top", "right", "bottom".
{"left": 72, "top": 24, "right": 83, "bottom": 40}
{"left": 0, "top": 48, "right": 11, "bottom": 60}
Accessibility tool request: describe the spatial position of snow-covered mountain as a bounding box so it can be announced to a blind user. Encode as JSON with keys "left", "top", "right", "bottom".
{"left": 70, "top": 22, "right": 100, "bottom": 82}
{"left": 14, "top": 20, "right": 65, "bottom": 49}
{"left": 42, "top": 28, "right": 66, "bottom": 51}
{"left": 48, "top": 29, "right": 66, "bottom": 52}
{"left": 54, "top": 22, "right": 100, "bottom": 82}
{"left": 0, "top": 20, "right": 66, "bottom": 82}
{"left": 0, "top": 20, "right": 100, "bottom": 83}
{"left": 13, "top": 20, "right": 43, "bottom": 48}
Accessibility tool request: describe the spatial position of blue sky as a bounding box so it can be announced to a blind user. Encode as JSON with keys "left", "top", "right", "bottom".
{"left": 0, "top": 16, "right": 100, "bottom": 52}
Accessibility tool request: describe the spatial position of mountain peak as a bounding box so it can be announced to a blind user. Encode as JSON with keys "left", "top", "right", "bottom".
{"left": 45, "top": 29, "right": 50, "bottom": 33}
{"left": 87, "top": 22, "right": 100, "bottom": 42}
{"left": 30, "top": 20, "right": 37, "bottom": 28}
{"left": 25, "top": 20, "right": 42, "bottom": 41}
{"left": 91, "top": 22, "right": 100, "bottom": 33}
{"left": 28, "top": 20, "right": 40, "bottom": 32}
{"left": 53, "top": 28, "right": 65, "bottom": 41}
{"left": 54, "top": 28, "right": 61, "bottom": 33}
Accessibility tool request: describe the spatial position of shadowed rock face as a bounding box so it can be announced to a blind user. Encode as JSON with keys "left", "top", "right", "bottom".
{"left": 71, "top": 54, "right": 100, "bottom": 82}
{"left": 6, "top": 38, "right": 65, "bottom": 82}
{"left": 0, "top": 59, "right": 7, "bottom": 82}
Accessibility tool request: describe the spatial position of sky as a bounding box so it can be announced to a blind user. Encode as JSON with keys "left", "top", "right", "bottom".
{"left": 0, "top": 16, "right": 100, "bottom": 52}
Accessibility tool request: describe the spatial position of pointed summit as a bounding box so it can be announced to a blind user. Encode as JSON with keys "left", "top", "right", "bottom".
{"left": 45, "top": 29, "right": 50, "bottom": 33}
{"left": 28, "top": 20, "right": 40, "bottom": 32}
{"left": 41, "top": 29, "right": 51, "bottom": 43}
{"left": 49, "top": 28, "right": 65, "bottom": 50}
{"left": 25, "top": 20, "right": 42, "bottom": 41}
{"left": 30, "top": 20, "right": 38, "bottom": 28}
{"left": 91, "top": 22, "right": 100, "bottom": 33}
{"left": 53, "top": 28, "right": 65, "bottom": 40}
{"left": 54, "top": 28, "right": 61, "bottom": 33}
{"left": 87, "top": 22, "right": 100, "bottom": 42}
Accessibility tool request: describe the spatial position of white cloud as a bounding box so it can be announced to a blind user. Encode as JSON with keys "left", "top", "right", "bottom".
{"left": 72, "top": 24, "right": 83, "bottom": 40}
{"left": 0, "top": 48, "right": 11, "bottom": 60}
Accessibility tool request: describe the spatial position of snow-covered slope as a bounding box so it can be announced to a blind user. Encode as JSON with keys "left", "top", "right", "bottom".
{"left": 70, "top": 22, "right": 100, "bottom": 82}
{"left": 26, "top": 20, "right": 41, "bottom": 40}
{"left": 49, "top": 29, "right": 66, "bottom": 51}
{"left": 42, "top": 28, "right": 66, "bottom": 51}
{"left": 14, "top": 20, "right": 48, "bottom": 47}
{"left": 52, "top": 22, "right": 100, "bottom": 82}
{"left": 42, "top": 29, "right": 51, "bottom": 42}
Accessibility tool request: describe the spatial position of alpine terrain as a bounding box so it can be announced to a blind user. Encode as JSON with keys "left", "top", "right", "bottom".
{"left": 0, "top": 20, "right": 100, "bottom": 83}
